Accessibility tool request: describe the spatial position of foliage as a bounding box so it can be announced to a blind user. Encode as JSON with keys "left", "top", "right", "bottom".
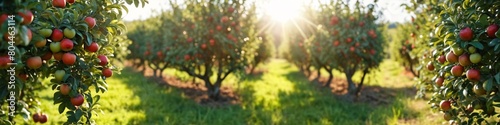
{"left": 0, "top": 0, "right": 146, "bottom": 124}
{"left": 388, "top": 22, "right": 419, "bottom": 77}
{"left": 410, "top": 0, "right": 500, "bottom": 123}
{"left": 316, "top": 0, "right": 385, "bottom": 95}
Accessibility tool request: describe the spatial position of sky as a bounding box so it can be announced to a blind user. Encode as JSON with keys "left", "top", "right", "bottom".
{"left": 122, "top": 0, "right": 412, "bottom": 23}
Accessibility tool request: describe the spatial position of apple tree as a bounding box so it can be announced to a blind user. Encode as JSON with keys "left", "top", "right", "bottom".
{"left": 311, "top": 0, "right": 385, "bottom": 95}
{"left": 282, "top": 3, "right": 316, "bottom": 77}
{"left": 0, "top": 0, "right": 145, "bottom": 124}
{"left": 412, "top": 0, "right": 500, "bottom": 123}
{"left": 388, "top": 22, "right": 420, "bottom": 77}
{"left": 248, "top": 16, "right": 274, "bottom": 74}
{"left": 165, "top": 0, "right": 259, "bottom": 100}
{"left": 126, "top": 14, "right": 177, "bottom": 78}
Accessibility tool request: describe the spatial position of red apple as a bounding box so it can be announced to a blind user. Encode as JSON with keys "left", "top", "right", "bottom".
{"left": 209, "top": 39, "right": 215, "bottom": 46}
{"left": 333, "top": 40, "right": 340, "bottom": 47}
{"left": 53, "top": 52, "right": 63, "bottom": 61}
{"left": 85, "top": 17, "right": 96, "bottom": 29}
{"left": 60, "top": 39, "right": 74, "bottom": 51}
{"left": 435, "top": 77, "right": 444, "bottom": 87}
{"left": 39, "top": 114, "right": 48, "bottom": 123}
{"left": 201, "top": 43, "right": 207, "bottom": 50}
{"left": 359, "top": 22, "right": 365, "bottom": 27}
{"left": 459, "top": 27, "right": 473, "bottom": 41}
{"left": 427, "top": 62, "right": 435, "bottom": 71}
{"left": 330, "top": 16, "right": 339, "bottom": 25}
{"left": 32, "top": 113, "right": 41, "bottom": 123}
{"left": 41, "top": 52, "right": 53, "bottom": 60}
{"left": 51, "top": 29, "right": 63, "bottom": 42}
{"left": 446, "top": 51, "right": 458, "bottom": 63}
{"left": 466, "top": 69, "right": 480, "bottom": 82}
{"left": 26, "top": 56, "right": 42, "bottom": 69}
{"left": 438, "top": 55, "right": 446, "bottom": 64}
{"left": 220, "top": 16, "right": 229, "bottom": 23}
{"left": 60, "top": 84, "right": 70, "bottom": 95}
{"left": 62, "top": 53, "right": 76, "bottom": 65}
{"left": 440, "top": 100, "right": 451, "bottom": 111}
{"left": 70, "top": 94, "right": 84, "bottom": 106}
{"left": 102, "top": 68, "right": 113, "bottom": 78}
{"left": 18, "top": 10, "right": 33, "bottom": 25}
{"left": 52, "top": 0, "right": 66, "bottom": 8}
{"left": 346, "top": 38, "right": 352, "bottom": 43}
{"left": 85, "top": 42, "right": 99, "bottom": 52}
{"left": 0, "top": 55, "right": 12, "bottom": 69}
{"left": 184, "top": 55, "right": 191, "bottom": 61}
{"left": 451, "top": 65, "right": 464, "bottom": 77}
{"left": 486, "top": 24, "right": 499, "bottom": 38}
{"left": 98, "top": 55, "right": 108, "bottom": 66}
{"left": 458, "top": 53, "right": 471, "bottom": 66}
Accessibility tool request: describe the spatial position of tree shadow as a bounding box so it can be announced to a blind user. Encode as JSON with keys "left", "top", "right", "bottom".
{"left": 114, "top": 67, "right": 255, "bottom": 124}
{"left": 276, "top": 70, "right": 424, "bottom": 124}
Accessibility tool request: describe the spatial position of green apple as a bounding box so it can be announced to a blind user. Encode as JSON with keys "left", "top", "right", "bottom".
{"left": 452, "top": 45, "right": 464, "bottom": 55}
{"left": 468, "top": 46, "right": 476, "bottom": 53}
{"left": 50, "top": 42, "right": 61, "bottom": 53}
{"left": 470, "top": 53, "right": 481, "bottom": 64}
{"left": 39, "top": 28, "right": 52, "bottom": 38}
{"left": 55, "top": 70, "right": 65, "bottom": 81}
{"left": 63, "top": 28, "right": 76, "bottom": 39}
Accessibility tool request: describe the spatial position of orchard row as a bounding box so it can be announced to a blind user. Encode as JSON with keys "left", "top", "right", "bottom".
{"left": 126, "top": 0, "right": 273, "bottom": 100}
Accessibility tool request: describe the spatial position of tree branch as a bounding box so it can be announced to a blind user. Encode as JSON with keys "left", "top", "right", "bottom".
{"left": 180, "top": 65, "right": 204, "bottom": 79}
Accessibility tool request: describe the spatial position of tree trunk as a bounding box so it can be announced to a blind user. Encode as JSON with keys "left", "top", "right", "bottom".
{"left": 404, "top": 53, "right": 419, "bottom": 77}
{"left": 324, "top": 69, "right": 334, "bottom": 87}
{"left": 140, "top": 60, "right": 146, "bottom": 74}
{"left": 305, "top": 65, "right": 312, "bottom": 77}
{"left": 205, "top": 79, "right": 221, "bottom": 100}
{"left": 192, "top": 77, "right": 196, "bottom": 85}
{"left": 315, "top": 69, "right": 321, "bottom": 80}
{"left": 345, "top": 70, "right": 356, "bottom": 95}
{"left": 354, "top": 69, "right": 369, "bottom": 97}
{"left": 249, "top": 65, "right": 257, "bottom": 74}
{"left": 152, "top": 69, "right": 157, "bottom": 77}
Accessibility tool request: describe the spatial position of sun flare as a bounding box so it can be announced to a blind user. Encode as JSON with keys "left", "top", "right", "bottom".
{"left": 265, "top": 0, "right": 302, "bottom": 23}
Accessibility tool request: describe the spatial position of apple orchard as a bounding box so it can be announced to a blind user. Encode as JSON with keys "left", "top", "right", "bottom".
{"left": 1, "top": 0, "right": 500, "bottom": 124}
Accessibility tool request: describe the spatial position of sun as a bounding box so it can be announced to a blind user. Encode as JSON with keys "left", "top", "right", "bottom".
{"left": 265, "top": 0, "right": 302, "bottom": 23}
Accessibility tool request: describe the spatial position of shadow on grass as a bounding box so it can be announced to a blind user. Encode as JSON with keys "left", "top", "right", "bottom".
{"left": 277, "top": 70, "right": 423, "bottom": 124}
{"left": 114, "top": 67, "right": 256, "bottom": 125}
{"left": 112, "top": 61, "right": 423, "bottom": 124}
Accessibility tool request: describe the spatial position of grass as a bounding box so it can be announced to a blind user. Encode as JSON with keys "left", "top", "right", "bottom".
{"left": 17, "top": 59, "right": 444, "bottom": 125}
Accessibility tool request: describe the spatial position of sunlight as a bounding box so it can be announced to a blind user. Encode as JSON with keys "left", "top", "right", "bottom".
{"left": 264, "top": 0, "right": 302, "bottom": 23}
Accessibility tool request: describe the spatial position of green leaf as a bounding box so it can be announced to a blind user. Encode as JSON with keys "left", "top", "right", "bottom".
{"left": 495, "top": 73, "right": 500, "bottom": 85}
{"left": 484, "top": 78, "right": 493, "bottom": 93}
{"left": 488, "top": 38, "right": 498, "bottom": 47}
{"left": 85, "top": 32, "right": 92, "bottom": 46}
{"left": 121, "top": 5, "right": 129, "bottom": 13}
{"left": 134, "top": 0, "right": 139, "bottom": 7}
{"left": 58, "top": 103, "right": 66, "bottom": 114}
{"left": 53, "top": 92, "right": 63, "bottom": 104}
{"left": 469, "top": 41, "right": 484, "bottom": 50}
{"left": 74, "top": 109, "right": 83, "bottom": 121}
{"left": 20, "top": 108, "right": 30, "bottom": 121}
{"left": 62, "top": 74, "right": 71, "bottom": 82}
{"left": 126, "top": 0, "right": 133, "bottom": 5}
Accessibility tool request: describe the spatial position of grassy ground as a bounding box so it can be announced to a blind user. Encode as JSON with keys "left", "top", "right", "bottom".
{"left": 22, "top": 59, "right": 444, "bottom": 125}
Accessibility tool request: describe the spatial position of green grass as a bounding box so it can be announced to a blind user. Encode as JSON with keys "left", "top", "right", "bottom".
{"left": 19, "top": 59, "right": 443, "bottom": 125}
